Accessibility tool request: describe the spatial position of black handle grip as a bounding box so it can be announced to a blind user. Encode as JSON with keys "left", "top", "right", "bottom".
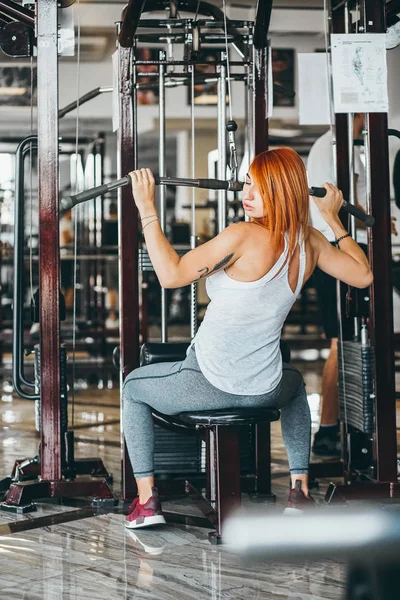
{"left": 61, "top": 176, "right": 131, "bottom": 211}
{"left": 61, "top": 184, "right": 109, "bottom": 211}
{"left": 310, "top": 186, "right": 375, "bottom": 227}
{"left": 309, "top": 186, "right": 326, "bottom": 198}
{"left": 197, "top": 178, "right": 229, "bottom": 190}
{"left": 342, "top": 200, "right": 375, "bottom": 227}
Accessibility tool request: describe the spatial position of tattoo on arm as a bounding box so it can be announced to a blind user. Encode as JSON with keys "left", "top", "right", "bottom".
{"left": 191, "top": 252, "right": 235, "bottom": 283}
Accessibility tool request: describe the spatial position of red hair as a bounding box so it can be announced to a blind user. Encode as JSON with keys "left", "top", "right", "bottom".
{"left": 249, "top": 147, "right": 310, "bottom": 259}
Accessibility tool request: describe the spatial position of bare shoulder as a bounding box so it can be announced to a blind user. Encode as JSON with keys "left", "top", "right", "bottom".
{"left": 304, "top": 227, "right": 331, "bottom": 276}
{"left": 231, "top": 220, "right": 273, "bottom": 237}
{"left": 308, "top": 226, "right": 326, "bottom": 246}
{"left": 307, "top": 226, "right": 331, "bottom": 254}
{"left": 219, "top": 221, "right": 257, "bottom": 242}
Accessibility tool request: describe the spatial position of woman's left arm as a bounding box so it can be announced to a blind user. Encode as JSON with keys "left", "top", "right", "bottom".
{"left": 130, "top": 168, "right": 245, "bottom": 288}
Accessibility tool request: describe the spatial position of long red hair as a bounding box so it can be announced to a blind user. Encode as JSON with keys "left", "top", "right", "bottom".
{"left": 249, "top": 147, "right": 310, "bottom": 259}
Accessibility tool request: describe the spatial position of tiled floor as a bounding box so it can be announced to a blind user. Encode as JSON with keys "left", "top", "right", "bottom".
{"left": 0, "top": 356, "right": 399, "bottom": 599}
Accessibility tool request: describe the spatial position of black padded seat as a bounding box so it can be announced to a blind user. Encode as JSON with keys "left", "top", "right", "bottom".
{"left": 140, "top": 342, "right": 190, "bottom": 365}
{"left": 178, "top": 407, "right": 280, "bottom": 427}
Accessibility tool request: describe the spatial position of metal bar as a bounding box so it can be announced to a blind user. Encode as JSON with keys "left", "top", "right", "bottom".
{"left": 134, "top": 60, "right": 249, "bottom": 66}
{"left": 344, "top": 9, "right": 359, "bottom": 339}
{"left": 347, "top": 111, "right": 357, "bottom": 236}
{"left": 136, "top": 18, "right": 252, "bottom": 29}
{"left": 58, "top": 87, "right": 112, "bottom": 119}
{"left": 255, "top": 422, "right": 273, "bottom": 495}
{"left": 253, "top": 0, "right": 273, "bottom": 50}
{"left": 118, "top": 43, "right": 138, "bottom": 501}
{"left": 138, "top": 0, "right": 246, "bottom": 57}
{"left": 215, "top": 426, "right": 241, "bottom": 537}
{"left": 387, "top": 0, "right": 400, "bottom": 20}
{"left": 118, "top": 0, "right": 146, "bottom": 48}
{"left": 332, "top": 3, "right": 351, "bottom": 223}
{"left": 0, "top": 15, "right": 12, "bottom": 25}
{"left": 344, "top": 9, "right": 357, "bottom": 236}
{"left": 61, "top": 176, "right": 241, "bottom": 210}
{"left": 37, "top": 0, "right": 61, "bottom": 482}
{"left": 190, "top": 65, "right": 198, "bottom": 338}
{"left": 331, "top": 0, "right": 358, "bottom": 10}
{"left": 134, "top": 33, "right": 238, "bottom": 43}
{"left": 386, "top": 0, "right": 400, "bottom": 13}
{"left": 364, "top": 0, "right": 397, "bottom": 483}
{"left": 13, "top": 138, "right": 39, "bottom": 398}
{"left": 0, "top": 0, "right": 34, "bottom": 27}
{"left": 118, "top": 0, "right": 246, "bottom": 56}
{"left": 217, "top": 57, "right": 227, "bottom": 233}
{"left": 159, "top": 51, "right": 168, "bottom": 343}
{"left": 254, "top": 46, "right": 269, "bottom": 156}
{"left": 245, "top": 61, "right": 255, "bottom": 163}
{"left": 252, "top": 29, "right": 272, "bottom": 499}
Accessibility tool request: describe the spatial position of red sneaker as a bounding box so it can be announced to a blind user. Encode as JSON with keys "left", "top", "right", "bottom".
{"left": 125, "top": 487, "right": 166, "bottom": 529}
{"left": 283, "top": 480, "right": 318, "bottom": 515}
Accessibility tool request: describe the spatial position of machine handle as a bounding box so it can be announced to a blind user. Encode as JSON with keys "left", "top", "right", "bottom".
{"left": 310, "top": 186, "right": 375, "bottom": 227}
{"left": 63, "top": 179, "right": 375, "bottom": 227}
{"left": 61, "top": 176, "right": 131, "bottom": 211}
{"left": 61, "top": 175, "right": 232, "bottom": 210}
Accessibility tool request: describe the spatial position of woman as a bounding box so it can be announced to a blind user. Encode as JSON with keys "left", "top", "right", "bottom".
{"left": 123, "top": 147, "right": 373, "bottom": 528}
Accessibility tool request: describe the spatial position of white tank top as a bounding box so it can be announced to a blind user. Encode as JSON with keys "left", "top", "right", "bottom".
{"left": 189, "top": 233, "right": 307, "bottom": 395}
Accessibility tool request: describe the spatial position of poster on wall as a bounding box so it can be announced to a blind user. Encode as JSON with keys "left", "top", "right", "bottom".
{"left": 0, "top": 66, "right": 37, "bottom": 107}
{"left": 331, "top": 33, "right": 388, "bottom": 113}
{"left": 272, "top": 49, "right": 295, "bottom": 107}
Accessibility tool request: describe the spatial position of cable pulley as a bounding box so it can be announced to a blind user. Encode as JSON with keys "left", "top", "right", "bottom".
{"left": 226, "top": 120, "right": 241, "bottom": 191}
{"left": 0, "top": 21, "right": 32, "bottom": 57}
{"left": 190, "top": 23, "right": 201, "bottom": 60}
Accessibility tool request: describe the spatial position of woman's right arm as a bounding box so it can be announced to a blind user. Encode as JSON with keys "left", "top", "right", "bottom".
{"left": 311, "top": 183, "right": 373, "bottom": 289}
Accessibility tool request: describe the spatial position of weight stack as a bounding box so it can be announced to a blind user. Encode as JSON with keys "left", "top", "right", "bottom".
{"left": 153, "top": 423, "right": 256, "bottom": 476}
{"left": 154, "top": 426, "right": 202, "bottom": 474}
{"left": 338, "top": 340, "right": 375, "bottom": 434}
{"left": 34, "top": 344, "right": 69, "bottom": 462}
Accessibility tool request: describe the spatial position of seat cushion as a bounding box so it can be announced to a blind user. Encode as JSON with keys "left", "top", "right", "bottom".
{"left": 140, "top": 342, "right": 190, "bottom": 367}
{"left": 178, "top": 407, "right": 280, "bottom": 427}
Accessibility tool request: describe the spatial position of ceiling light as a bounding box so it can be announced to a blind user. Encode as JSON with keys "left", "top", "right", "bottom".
{"left": 0, "top": 87, "right": 27, "bottom": 96}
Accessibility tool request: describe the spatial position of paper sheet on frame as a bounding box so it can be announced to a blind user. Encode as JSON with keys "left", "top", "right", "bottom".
{"left": 331, "top": 33, "right": 388, "bottom": 113}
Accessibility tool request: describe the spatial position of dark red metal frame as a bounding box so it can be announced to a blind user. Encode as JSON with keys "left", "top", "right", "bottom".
{"left": 327, "top": 0, "right": 400, "bottom": 502}
{"left": 118, "top": 1, "right": 273, "bottom": 503}
{"left": 2, "top": 0, "right": 113, "bottom": 508}
{"left": 118, "top": 39, "right": 139, "bottom": 500}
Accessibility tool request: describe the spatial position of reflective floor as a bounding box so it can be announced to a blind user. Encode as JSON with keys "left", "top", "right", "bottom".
{"left": 0, "top": 357, "right": 399, "bottom": 599}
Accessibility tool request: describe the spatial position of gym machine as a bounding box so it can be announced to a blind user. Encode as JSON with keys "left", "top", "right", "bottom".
{"left": 112, "top": 0, "right": 377, "bottom": 508}
{"left": 0, "top": 0, "right": 115, "bottom": 510}
{"left": 321, "top": 0, "right": 400, "bottom": 502}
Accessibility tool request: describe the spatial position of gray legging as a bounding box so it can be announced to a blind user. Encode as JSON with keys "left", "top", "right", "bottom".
{"left": 122, "top": 346, "right": 311, "bottom": 478}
